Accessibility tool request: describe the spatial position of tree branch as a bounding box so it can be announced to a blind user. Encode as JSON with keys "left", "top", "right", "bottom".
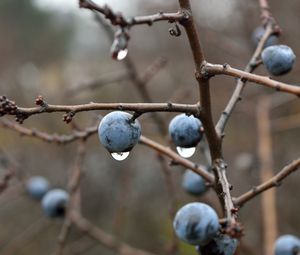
{"left": 79, "top": 0, "right": 186, "bottom": 27}
{"left": 203, "top": 63, "right": 300, "bottom": 96}
{"left": 69, "top": 211, "right": 157, "bottom": 255}
{"left": 215, "top": 22, "right": 274, "bottom": 135}
{"left": 235, "top": 158, "right": 300, "bottom": 206}
{"left": 0, "top": 118, "right": 97, "bottom": 145}
{"left": 0, "top": 96, "right": 201, "bottom": 123}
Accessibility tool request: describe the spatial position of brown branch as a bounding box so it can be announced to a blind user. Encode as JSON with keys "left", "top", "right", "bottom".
{"left": 1, "top": 217, "right": 49, "bottom": 255}
{"left": 256, "top": 97, "right": 277, "bottom": 255}
{"left": 80, "top": 0, "right": 186, "bottom": 27}
{"left": 259, "top": 0, "right": 272, "bottom": 23}
{"left": 69, "top": 211, "right": 157, "bottom": 255}
{"left": 235, "top": 158, "right": 300, "bottom": 206}
{"left": 1, "top": 97, "right": 201, "bottom": 123}
{"left": 178, "top": 0, "right": 238, "bottom": 232}
{"left": 139, "top": 135, "right": 214, "bottom": 183}
{"left": 156, "top": 155, "right": 179, "bottom": 254}
{"left": 53, "top": 141, "right": 87, "bottom": 255}
{"left": 0, "top": 119, "right": 214, "bottom": 185}
{"left": 203, "top": 63, "right": 300, "bottom": 96}
{"left": 0, "top": 118, "right": 97, "bottom": 145}
{"left": 0, "top": 168, "right": 14, "bottom": 194}
{"left": 215, "top": 22, "right": 274, "bottom": 134}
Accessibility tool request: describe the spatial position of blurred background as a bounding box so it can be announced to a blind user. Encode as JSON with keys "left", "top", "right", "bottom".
{"left": 0, "top": 0, "right": 300, "bottom": 254}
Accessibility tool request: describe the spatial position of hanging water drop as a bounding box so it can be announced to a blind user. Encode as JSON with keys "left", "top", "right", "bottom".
{"left": 111, "top": 151, "right": 130, "bottom": 161}
{"left": 116, "top": 48, "right": 128, "bottom": 61}
{"left": 176, "top": 147, "right": 196, "bottom": 158}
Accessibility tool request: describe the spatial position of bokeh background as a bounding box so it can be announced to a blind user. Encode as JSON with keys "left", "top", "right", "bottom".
{"left": 0, "top": 0, "right": 300, "bottom": 254}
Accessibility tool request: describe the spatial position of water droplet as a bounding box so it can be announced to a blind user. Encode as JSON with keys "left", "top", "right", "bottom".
{"left": 111, "top": 151, "right": 130, "bottom": 161}
{"left": 116, "top": 49, "right": 128, "bottom": 61}
{"left": 176, "top": 147, "right": 196, "bottom": 158}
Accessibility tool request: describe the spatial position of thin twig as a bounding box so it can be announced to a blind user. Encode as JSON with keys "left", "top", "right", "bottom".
{"left": 204, "top": 63, "right": 300, "bottom": 96}
{"left": 139, "top": 135, "right": 214, "bottom": 183}
{"left": 235, "top": 158, "right": 300, "bottom": 206}
{"left": 70, "top": 211, "right": 157, "bottom": 255}
{"left": 156, "top": 155, "right": 179, "bottom": 254}
{"left": 0, "top": 97, "right": 201, "bottom": 123}
{"left": 215, "top": 22, "right": 274, "bottom": 134}
{"left": 256, "top": 97, "right": 277, "bottom": 255}
{"left": 53, "top": 141, "right": 87, "bottom": 255}
{"left": 0, "top": 120, "right": 214, "bottom": 183}
{"left": 80, "top": 0, "right": 186, "bottom": 27}
{"left": 0, "top": 118, "right": 97, "bottom": 145}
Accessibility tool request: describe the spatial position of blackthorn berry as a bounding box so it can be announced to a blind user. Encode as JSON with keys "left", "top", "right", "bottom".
{"left": 168, "top": 114, "right": 203, "bottom": 148}
{"left": 182, "top": 168, "right": 208, "bottom": 196}
{"left": 98, "top": 111, "right": 141, "bottom": 153}
{"left": 196, "top": 234, "right": 238, "bottom": 255}
{"left": 173, "top": 202, "right": 219, "bottom": 245}
{"left": 252, "top": 26, "right": 278, "bottom": 48}
{"left": 26, "top": 176, "right": 50, "bottom": 200}
{"left": 261, "top": 45, "right": 296, "bottom": 76}
{"left": 274, "top": 235, "right": 300, "bottom": 255}
{"left": 41, "top": 189, "right": 69, "bottom": 218}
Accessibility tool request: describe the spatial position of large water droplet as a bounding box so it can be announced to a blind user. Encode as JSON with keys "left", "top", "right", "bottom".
{"left": 117, "top": 49, "right": 128, "bottom": 61}
{"left": 176, "top": 147, "right": 196, "bottom": 158}
{"left": 111, "top": 151, "right": 130, "bottom": 161}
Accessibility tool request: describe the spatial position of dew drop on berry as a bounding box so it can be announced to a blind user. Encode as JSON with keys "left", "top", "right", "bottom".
{"left": 176, "top": 147, "right": 196, "bottom": 158}
{"left": 111, "top": 151, "right": 130, "bottom": 161}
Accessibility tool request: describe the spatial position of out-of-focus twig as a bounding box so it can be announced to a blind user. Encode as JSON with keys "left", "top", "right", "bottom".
{"left": 156, "top": 155, "right": 179, "bottom": 254}
{"left": 70, "top": 211, "right": 157, "bottom": 255}
{"left": 53, "top": 140, "right": 87, "bottom": 255}
{"left": 0, "top": 118, "right": 97, "bottom": 145}
{"left": 257, "top": 97, "right": 277, "bottom": 255}
{"left": 1, "top": 216, "right": 49, "bottom": 255}
{"left": 0, "top": 169, "right": 14, "bottom": 194}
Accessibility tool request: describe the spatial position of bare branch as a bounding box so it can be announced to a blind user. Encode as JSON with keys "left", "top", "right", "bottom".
{"left": 215, "top": 22, "right": 274, "bottom": 134}
{"left": 235, "top": 158, "right": 300, "bottom": 206}
{"left": 79, "top": 0, "right": 186, "bottom": 27}
{"left": 70, "top": 211, "right": 157, "bottom": 255}
{"left": 0, "top": 96, "right": 201, "bottom": 123}
{"left": 139, "top": 135, "right": 214, "bottom": 183}
{"left": 0, "top": 168, "right": 14, "bottom": 194}
{"left": 204, "top": 62, "right": 300, "bottom": 96}
{"left": 0, "top": 118, "right": 97, "bottom": 145}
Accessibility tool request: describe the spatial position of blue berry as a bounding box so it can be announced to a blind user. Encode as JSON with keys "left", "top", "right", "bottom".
{"left": 182, "top": 168, "right": 208, "bottom": 196}
{"left": 173, "top": 202, "right": 219, "bottom": 245}
{"left": 26, "top": 176, "right": 50, "bottom": 200}
{"left": 252, "top": 26, "right": 278, "bottom": 48}
{"left": 261, "top": 45, "right": 296, "bottom": 76}
{"left": 41, "top": 189, "right": 69, "bottom": 218}
{"left": 98, "top": 111, "right": 141, "bottom": 153}
{"left": 275, "top": 235, "right": 300, "bottom": 255}
{"left": 168, "top": 114, "right": 203, "bottom": 148}
{"left": 196, "top": 234, "right": 238, "bottom": 255}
